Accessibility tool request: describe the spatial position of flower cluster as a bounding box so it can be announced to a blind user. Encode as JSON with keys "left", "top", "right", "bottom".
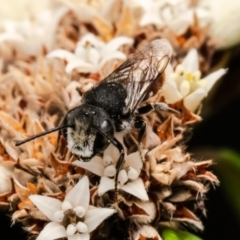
{"left": 29, "top": 176, "right": 116, "bottom": 240}
{"left": 0, "top": 0, "right": 227, "bottom": 240}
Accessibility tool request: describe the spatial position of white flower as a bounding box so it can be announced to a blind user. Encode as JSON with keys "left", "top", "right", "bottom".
{"left": 0, "top": 0, "right": 50, "bottom": 23}
{"left": 162, "top": 48, "right": 227, "bottom": 112}
{"left": 139, "top": 0, "right": 212, "bottom": 35}
{"left": 47, "top": 33, "right": 133, "bottom": 74}
{"left": 29, "top": 176, "right": 116, "bottom": 240}
{"left": 199, "top": 0, "right": 240, "bottom": 49}
{"left": 0, "top": 7, "right": 69, "bottom": 55}
{"left": 73, "top": 141, "right": 148, "bottom": 201}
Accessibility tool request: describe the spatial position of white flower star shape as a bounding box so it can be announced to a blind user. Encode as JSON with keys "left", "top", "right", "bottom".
{"left": 0, "top": 7, "right": 68, "bottom": 55}
{"left": 139, "top": 0, "right": 212, "bottom": 35}
{"left": 73, "top": 138, "right": 148, "bottom": 201}
{"left": 162, "top": 48, "right": 227, "bottom": 112}
{"left": 47, "top": 33, "right": 133, "bottom": 74}
{"left": 29, "top": 176, "right": 116, "bottom": 240}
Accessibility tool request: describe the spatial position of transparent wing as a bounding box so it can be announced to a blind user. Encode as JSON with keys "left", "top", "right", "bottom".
{"left": 101, "top": 38, "right": 172, "bottom": 113}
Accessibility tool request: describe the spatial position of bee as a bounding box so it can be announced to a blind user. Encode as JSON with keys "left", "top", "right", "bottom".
{"left": 16, "top": 38, "right": 176, "bottom": 189}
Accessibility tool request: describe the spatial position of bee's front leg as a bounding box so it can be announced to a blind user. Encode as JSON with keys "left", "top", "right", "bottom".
{"left": 101, "top": 136, "right": 125, "bottom": 199}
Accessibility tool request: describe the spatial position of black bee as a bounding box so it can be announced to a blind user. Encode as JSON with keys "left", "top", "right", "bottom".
{"left": 16, "top": 38, "right": 175, "bottom": 188}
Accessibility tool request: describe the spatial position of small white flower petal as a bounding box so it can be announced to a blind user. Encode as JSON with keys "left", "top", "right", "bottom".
{"left": 103, "top": 135, "right": 124, "bottom": 163}
{"left": 103, "top": 154, "right": 113, "bottom": 166}
{"left": 168, "top": 14, "right": 191, "bottom": 35}
{"left": 66, "top": 59, "right": 94, "bottom": 74}
{"left": 47, "top": 49, "right": 76, "bottom": 62}
{"left": 65, "top": 176, "right": 89, "bottom": 210}
{"left": 68, "top": 233, "right": 90, "bottom": 240}
{"left": 195, "top": 7, "right": 213, "bottom": 28}
{"left": 162, "top": 80, "right": 182, "bottom": 103}
{"left": 0, "top": 32, "right": 23, "bottom": 43}
{"left": 46, "top": 7, "right": 70, "bottom": 50}
{"left": 205, "top": 0, "right": 240, "bottom": 49}
{"left": 84, "top": 208, "right": 116, "bottom": 232}
{"left": 13, "top": 39, "right": 43, "bottom": 56}
{"left": 165, "top": 63, "right": 174, "bottom": 75}
{"left": 98, "top": 51, "right": 127, "bottom": 70}
{"left": 98, "top": 176, "right": 115, "bottom": 196}
{"left": 197, "top": 79, "right": 206, "bottom": 88}
{"left": 179, "top": 80, "right": 190, "bottom": 97}
{"left": 103, "top": 37, "right": 133, "bottom": 54}
{"left": 74, "top": 206, "right": 86, "bottom": 218}
{"left": 104, "top": 165, "right": 116, "bottom": 177}
{"left": 88, "top": 47, "right": 100, "bottom": 66}
{"left": 74, "top": 45, "right": 87, "bottom": 59}
{"left": 193, "top": 70, "right": 202, "bottom": 81}
{"left": 29, "top": 195, "right": 62, "bottom": 222}
{"left": 67, "top": 224, "right": 77, "bottom": 236}
{"left": 184, "top": 88, "right": 207, "bottom": 112}
{"left": 76, "top": 222, "right": 88, "bottom": 233}
{"left": 175, "top": 64, "right": 185, "bottom": 76}
{"left": 140, "top": 14, "right": 164, "bottom": 27}
{"left": 78, "top": 33, "right": 104, "bottom": 48}
{"left": 65, "top": 81, "right": 82, "bottom": 108}
{"left": 127, "top": 167, "right": 139, "bottom": 180}
{"left": 52, "top": 210, "right": 64, "bottom": 222}
{"left": 62, "top": 200, "right": 73, "bottom": 211}
{"left": 73, "top": 156, "right": 105, "bottom": 176}
{"left": 125, "top": 151, "right": 142, "bottom": 173}
{"left": 204, "top": 68, "right": 227, "bottom": 93}
{"left": 36, "top": 222, "right": 67, "bottom": 240}
{"left": 121, "top": 178, "right": 149, "bottom": 201}
{"left": 118, "top": 169, "right": 128, "bottom": 186}
{"left": 181, "top": 48, "right": 199, "bottom": 72}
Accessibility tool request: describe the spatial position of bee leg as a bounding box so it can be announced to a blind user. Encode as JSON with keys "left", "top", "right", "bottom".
{"left": 95, "top": 126, "right": 126, "bottom": 199}
{"left": 137, "top": 102, "right": 180, "bottom": 115}
{"left": 153, "top": 102, "right": 180, "bottom": 115}
{"left": 134, "top": 117, "right": 146, "bottom": 162}
{"left": 100, "top": 135, "right": 125, "bottom": 198}
{"left": 109, "top": 138, "right": 125, "bottom": 199}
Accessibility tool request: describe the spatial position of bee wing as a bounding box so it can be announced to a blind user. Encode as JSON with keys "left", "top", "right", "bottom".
{"left": 101, "top": 38, "right": 172, "bottom": 113}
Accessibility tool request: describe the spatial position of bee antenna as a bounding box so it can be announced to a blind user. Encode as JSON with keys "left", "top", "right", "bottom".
{"left": 15, "top": 124, "right": 73, "bottom": 146}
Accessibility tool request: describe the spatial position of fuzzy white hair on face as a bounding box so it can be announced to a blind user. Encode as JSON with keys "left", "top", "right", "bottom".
{"left": 66, "top": 127, "right": 96, "bottom": 159}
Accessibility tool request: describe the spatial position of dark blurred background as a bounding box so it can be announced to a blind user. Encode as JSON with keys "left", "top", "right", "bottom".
{"left": 189, "top": 45, "right": 240, "bottom": 240}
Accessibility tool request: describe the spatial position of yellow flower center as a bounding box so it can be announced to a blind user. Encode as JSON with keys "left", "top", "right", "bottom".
{"left": 171, "top": 64, "right": 204, "bottom": 97}
{"left": 185, "top": 73, "right": 192, "bottom": 81}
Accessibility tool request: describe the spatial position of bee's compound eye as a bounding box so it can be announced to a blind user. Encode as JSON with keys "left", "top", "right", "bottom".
{"left": 94, "top": 132, "right": 110, "bottom": 153}
{"left": 99, "top": 119, "right": 114, "bottom": 139}
{"left": 93, "top": 119, "right": 114, "bottom": 154}
{"left": 101, "top": 120, "right": 109, "bottom": 130}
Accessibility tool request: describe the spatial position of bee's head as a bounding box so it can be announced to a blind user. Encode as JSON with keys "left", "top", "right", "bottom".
{"left": 16, "top": 104, "right": 114, "bottom": 161}
{"left": 63, "top": 104, "right": 114, "bottom": 160}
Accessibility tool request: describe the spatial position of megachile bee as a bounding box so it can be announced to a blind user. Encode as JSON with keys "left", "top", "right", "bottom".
{"left": 16, "top": 38, "right": 176, "bottom": 190}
